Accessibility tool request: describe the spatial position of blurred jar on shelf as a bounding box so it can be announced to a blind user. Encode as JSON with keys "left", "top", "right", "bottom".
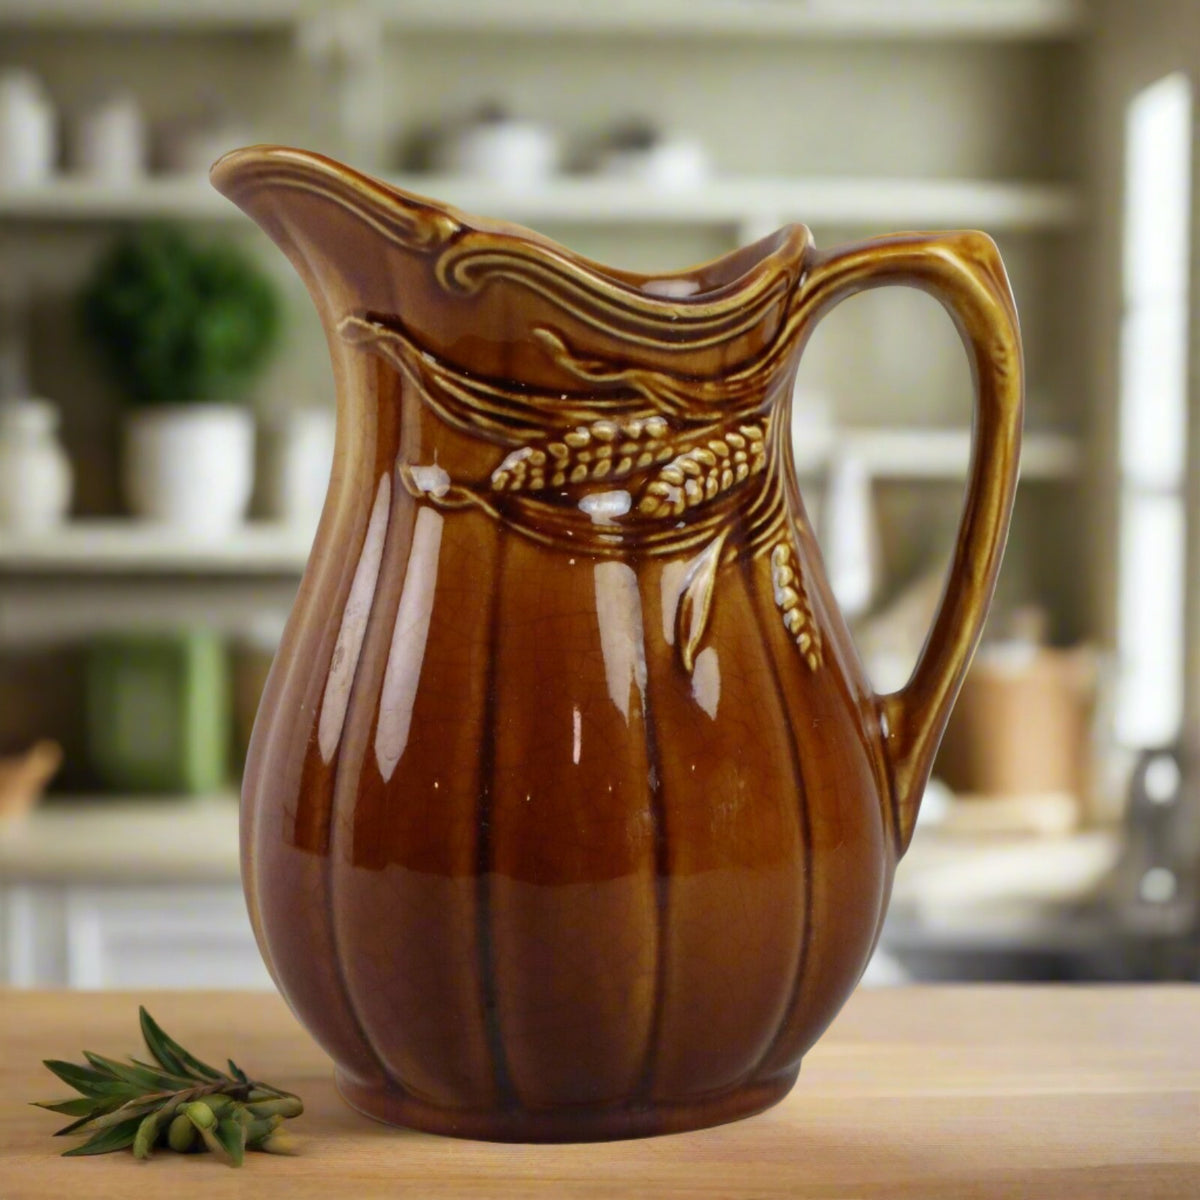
{"left": 821, "top": 447, "right": 877, "bottom": 623}
{"left": 591, "top": 118, "right": 711, "bottom": 189}
{"left": 158, "top": 100, "right": 251, "bottom": 177}
{"left": 85, "top": 630, "right": 231, "bottom": 796}
{"left": 0, "top": 68, "right": 57, "bottom": 186}
{"left": 434, "top": 103, "right": 559, "bottom": 186}
{"left": 0, "top": 398, "right": 73, "bottom": 533}
{"left": 259, "top": 405, "right": 336, "bottom": 535}
{"left": 936, "top": 608, "right": 1099, "bottom": 832}
{"left": 69, "top": 90, "right": 147, "bottom": 183}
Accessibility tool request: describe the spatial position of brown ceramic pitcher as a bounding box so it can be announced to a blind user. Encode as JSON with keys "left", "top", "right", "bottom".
{"left": 213, "top": 146, "right": 1022, "bottom": 1142}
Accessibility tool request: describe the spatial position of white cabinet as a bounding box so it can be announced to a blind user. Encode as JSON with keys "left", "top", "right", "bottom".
{"left": 1, "top": 882, "right": 273, "bottom": 989}
{"left": 0, "top": 798, "right": 269, "bottom": 988}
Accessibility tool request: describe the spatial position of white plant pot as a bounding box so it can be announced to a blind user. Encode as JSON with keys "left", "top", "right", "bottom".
{"left": 123, "top": 405, "right": 255, "bottom": 537}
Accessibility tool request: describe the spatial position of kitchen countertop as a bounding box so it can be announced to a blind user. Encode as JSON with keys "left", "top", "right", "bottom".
{"left": 1, "top": 987, "right": 1197, "bottom": 1198}
{"left": 0, "top": 797, "right": 1120, "bottom": 906}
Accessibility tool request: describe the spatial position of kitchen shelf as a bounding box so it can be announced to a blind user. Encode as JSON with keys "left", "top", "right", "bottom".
{"left": 793, "top": 428, "right": 1081, "bottom": 481}
{"left": 2, "top": 796, "right": 1118, "bottom": 945}
{"left": 379, "top": 0, "right": 1087, "bottom": 39}
{"left": 0, "top": 521, "right": 313, "bottom": 574}
{"left": 0, "top": 432, "right": 1079, "bottom": 576}
{"left": 0, "top": 176, "right": 234, "bottom": 222}
{"left": 0, "top": 0, "right": 300, "bottom": 28}
{"left": 885, "top": 827, "right": 1121, "bottom": 952}
{"left": 0, "top": 794, "right": 241, "bottom": 885}
{"left": 0, "top": 0, "right": 1088, "bottom": 40}
{"left": 0, "top": 175, "right": 1082, "bottom": 233}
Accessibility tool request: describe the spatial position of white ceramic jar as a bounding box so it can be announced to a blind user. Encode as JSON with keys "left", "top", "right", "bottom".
{"left": 596, "top": 134, "right": 711, "bottom": 189}
{"left": 260, "top": 406, "right": 336, "bottom": 534}
{"left": 0, "top": 398, "right": 73, "bottom": 532}
{"left": 438, "top": 109, "right": 558, "bottom": 186}
{"left": 0, "top": 69, "right": 57, "bottom": 187}
{"left": 70, "top": 91, "right": 147, "bottom": 182}
{"left": 821, "top": 447, "right": 877, "bottom": 622}
{"left": 159, "top": 113, "right": 253, "bottom": 177}
{"left": 123, "top": 404, "right": 255, "bottom": 537}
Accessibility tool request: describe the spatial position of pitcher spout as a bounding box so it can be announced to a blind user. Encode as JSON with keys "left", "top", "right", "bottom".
{"left": 210, "top": 145, "right": 813, "bottom": 406}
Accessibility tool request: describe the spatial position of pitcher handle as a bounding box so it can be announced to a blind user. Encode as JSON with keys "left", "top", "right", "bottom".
{"left": 799, "top": 231, "right": 1023, "bottom": 854}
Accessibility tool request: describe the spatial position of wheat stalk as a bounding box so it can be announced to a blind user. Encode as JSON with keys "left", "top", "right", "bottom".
{"left": 770, "top": 541, "right": 822, "bottom": 671}
{"left": 491, "top": 415, "right": 676, "bottom": 492}
{"left": 636, "top": 423, "right": 767, "bottom": 518}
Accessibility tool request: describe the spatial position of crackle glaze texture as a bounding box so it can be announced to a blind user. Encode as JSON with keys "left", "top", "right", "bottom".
{"left": 212, "top": 146, "right": 1023, "bottom": 1142}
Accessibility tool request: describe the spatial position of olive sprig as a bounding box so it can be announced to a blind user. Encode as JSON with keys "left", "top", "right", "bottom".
{"left": 33, "top": 1006, "right": 303, "bottom": 1166}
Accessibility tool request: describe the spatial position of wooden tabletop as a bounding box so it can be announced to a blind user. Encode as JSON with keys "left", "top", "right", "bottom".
{"left": 1, "top": 987, "right": 1197, "bottom": 1198}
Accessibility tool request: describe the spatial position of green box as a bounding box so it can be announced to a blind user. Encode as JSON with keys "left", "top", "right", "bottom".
{"left": 85, "top": 631, "right": 230, "bottom": 794}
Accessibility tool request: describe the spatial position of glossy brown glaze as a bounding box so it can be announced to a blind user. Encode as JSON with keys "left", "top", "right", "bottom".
{"left": 212, "top": 145, "right": 1023, "bottom": 1142}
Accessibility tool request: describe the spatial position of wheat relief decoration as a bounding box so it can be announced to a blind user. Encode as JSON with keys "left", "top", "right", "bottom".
{"left": 491, "top": 416, "right": 675, "bottom": 491}
{"left": 338, "top": 304, "right": 820, "bottom": 676}
{"left": 771, "top": 541, "right": 823, "bottom": 671}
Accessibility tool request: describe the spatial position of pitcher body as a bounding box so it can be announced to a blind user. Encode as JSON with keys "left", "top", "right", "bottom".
{"left": 214, "top": 146, "right": 1022, "bottom": 1141}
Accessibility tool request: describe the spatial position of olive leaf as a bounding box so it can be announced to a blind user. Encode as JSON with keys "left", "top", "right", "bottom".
{"left": 36, "top": 1096, "right": 107, "bottom": 1118}
{"left": 41, "top": 1060, "right": 134, "bottom": 1098}
{"left": 128, "top": 1056, "right": 195, "bottom": 1086}
{"left": 83, "top": 1052, "right": 186, "bottom": 1092}
{"left": 138, "top": 1006, "right": 224, "bottom": 1081}
{"left": 53, "top": 1110, "right": 120, "bottom": 1139}
{"left": 62, "top": 1116, "right": 145, "bottom": 1157}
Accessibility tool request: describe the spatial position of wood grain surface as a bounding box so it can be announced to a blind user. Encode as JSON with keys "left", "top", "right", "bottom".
{"left": 1, "top": 986, "right": 1197, "bottom": 1198}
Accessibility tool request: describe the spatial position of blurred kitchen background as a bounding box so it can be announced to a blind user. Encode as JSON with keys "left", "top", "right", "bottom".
{"left": 0, "top": 0, "right": 1197, "bottom": 989}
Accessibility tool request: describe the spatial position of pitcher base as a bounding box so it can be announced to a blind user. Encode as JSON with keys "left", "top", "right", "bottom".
{"left": 335, "top": 1067, "right": 800, "bottom": 1142}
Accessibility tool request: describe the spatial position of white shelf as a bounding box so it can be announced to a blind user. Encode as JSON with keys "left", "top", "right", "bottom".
{"left": 0, "top": 0, "right": 1088, "bottom": 40}
{"left": 0, "top": 521, "right": 313, "bottom": 574}
{"left": 0, "top": 176, "right": 235, "bottom": 221}
{"left": 0, "top": 794, "right": 240, "bottom": 884}
{"left": 0, "top": 175, "right": 1082, "bottom": 233}
{"left": 793, "top": 428, "right": 1081, "bottom": 481}
{"left": 887, "top": 826, "right": 1120, "bottom": 947}
{"left": 376, "top": 0, "right": 1088, "bottom": 40}
{"left": 402, "top": 175, "right": 1082, "bottom": 232}
{"left": 0, "top": 432, "right": 1078, "bottom": 576}
{"left": 0, "top": 0, "right": 300, "bottom": 28}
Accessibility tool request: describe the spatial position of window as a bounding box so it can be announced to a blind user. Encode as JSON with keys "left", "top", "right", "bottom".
{"left": 1115, "top": 73, "right": 1192, "bottom": 747}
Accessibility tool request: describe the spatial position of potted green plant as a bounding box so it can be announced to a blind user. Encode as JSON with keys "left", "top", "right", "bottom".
{"left": 81, "top": 225, "right": 279, "bottom": 536}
